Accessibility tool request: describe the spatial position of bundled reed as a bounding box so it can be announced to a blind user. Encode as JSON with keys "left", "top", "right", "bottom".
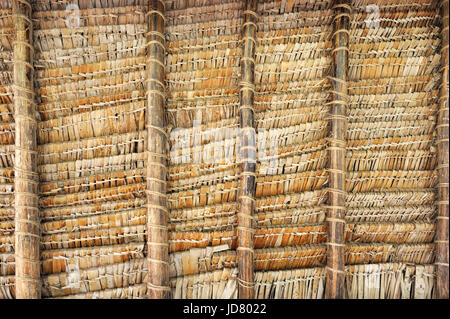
{"left": 252, "top": 0, "right": 334, "bottom": 300}
{"left": 344, "top": 263, "right": 435, "bottom": 299}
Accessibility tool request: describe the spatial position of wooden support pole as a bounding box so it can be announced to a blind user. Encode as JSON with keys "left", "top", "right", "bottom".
{"left": 436, "top": 0, "right": 449, "bottom": 300}
{"left": 325, "top": 0, "right": 350, "bottom": 299}
{"left": 12, "top": 0, "right": 40, "bottom": 299}
{"left": 146, "top": 0, "right": 170, "bottom": 299}
{"left": 237, "top": 0, "right": 257, "bottom": 299}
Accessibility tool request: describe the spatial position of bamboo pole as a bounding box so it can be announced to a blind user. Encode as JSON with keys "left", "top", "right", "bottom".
{"left": 237, "top": 0, "right": 258, "bottom": 299}
{"left": 325, "top": 0, "right": 350, "bottom": 299}
{"left": 436, "top": 0, "right": 449, "bottom": 300}
{"left": 146, "top": 0, "right": 170, "bottom": 299}
{"left": 12, "top": 0, "right": 40, "bottom": 299}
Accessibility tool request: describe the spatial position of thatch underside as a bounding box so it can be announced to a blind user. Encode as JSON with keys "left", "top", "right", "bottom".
{"left": 0, "top": 0, "right": 447, "bottom": 299}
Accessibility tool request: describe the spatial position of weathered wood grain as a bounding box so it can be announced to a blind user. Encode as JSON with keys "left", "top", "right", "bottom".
{"left": 146, "top": 0, "right": 170, "bottom": 299}
{"left": 13, "top": 0, "right": 40, "bottom": 299}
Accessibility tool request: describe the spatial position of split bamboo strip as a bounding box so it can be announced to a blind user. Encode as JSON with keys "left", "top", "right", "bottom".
{"left": 325, "top": 0, "right": 350, "bottom": 299}
{"left": 146, "top": 0, "right": 170, "bottom": 299}
{"left": 436, "top": 0, "right": 449, "bottom": 299}
{"left": 238, "top": 0, "right": 257, "bottom": 299}
{"left": 12, "top": 0, "right": 40, "bottom": 299}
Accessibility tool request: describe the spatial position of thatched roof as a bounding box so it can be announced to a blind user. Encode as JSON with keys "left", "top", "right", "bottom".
{"left": 0, "top": 0, "right": 447, "bottom": 299}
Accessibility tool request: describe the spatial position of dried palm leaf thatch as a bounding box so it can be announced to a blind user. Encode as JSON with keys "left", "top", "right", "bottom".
{"left": 41, "top": 258, "right": 147, "bottom": 298}
{"left": 170, "top": 268, "right": 238, "bottom": 299}
{"left": 344, "top": 263, "right": 435, "bottom": 299}
{"left": 254, "top": 266, "right": 326, "bottom": 299}
{"left": 345, "top": 243, "right": 435, "bottom": 265}
{"left": 32, "top": 0, "right": 148, "bottom": 298}
{"left": 41, "top": 243, "right": 145, "bottom": 275}
{"left": 56, "top": 284, "right": 147, "bottom": 299}
{"left": 168, "top": 244, "right": 328, "bottom": 278}
{"left": 0, "top": 0, "right": 445, "bottom": 299}
{"left": 253, "top": 0, "right": 333, "bottom": 299}
{"left": 345, "top": 0, "right": 441, "bottom": 296}
{"left": 0, "top": 274, "right": 13, "bottom": 299}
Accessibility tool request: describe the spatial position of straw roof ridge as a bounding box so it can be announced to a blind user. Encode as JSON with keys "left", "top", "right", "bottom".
{"left": 41, "top": 198, "right": 147, "bottom": 222}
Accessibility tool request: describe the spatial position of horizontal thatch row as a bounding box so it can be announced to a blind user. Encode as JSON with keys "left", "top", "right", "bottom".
{"left": 41, "top": 208, "right": 146, "bottom": 235}
{"left": 41, "top": 243, "right": 145, "bottom": 275}
{"left": 0, "top": 275, "right": 13, "bottom": 299}
{"left": 346, "top": 190, "right": 435, "bottom": 208}
{"left": 344, "top": 263, "right": 435, "bottom": 299}
{"left": 34, "top": 25, "right": 147, "bottom": 58}
{"left": 170, "top": 268, "right": 238, "bottom": 299}
{"left": 39, "top": 168, "right": 146, "bottom": 196}
{"left": 0, "top": 253, "right": 435, "bottom": 301}
{"left": 347, "top": 150, "right": 437, "bottom": 171}
{"left": 166, "top": 19, "right": 243, "bottom": 42}
{"left": 167, "top": 225, "right": 328, "bottom": 252}
{"left": 41, "top": 198, "right": 147, "bottom": 223}
{"left": 32, "top": 0, "right": 148, "bottom": 11}
{"left": 345, "top": 244, "right": 435, "bottom": 265}
{"left": 40, "top": 220, "right": 450, "bottom": 256}
{"left": 28, "top": 242, "right": 426, "bottom": 280}
{"left": 38, "top": 131, "right": 147, "bottom": 165}
{"left": 38, "top": 152, "right": 147, "bottom": 183}
{"left": 40, "top": 182, "right": 146, "bottom": 209}
{"left": 258, "top": 10, "right": 334, "bottom": 31}
{"left": 346, "top": 0, "right": 439, "bottom": 284}
{"left": 254, "top": 267, "right": 325, "bottom": 299}
{"left": 351, "top": 0, "right": 437, "bottom": 10}
{"left": 38, "top": 91, "right": 146, "bottom": 121}
{"left": 347, "top": 135, "right": 434, "bottom": 152}
{"left": 346, "top": 222, "right": 435, "bottom": 244}
{"left": 40, "top": 225, "right": 146, "bottom": 250}
{"left": 345, "top": 205, "right": 436, "bottom": 223}
{"left": 0, "top": 252, "right": 13, "bottom": 275}
{"left": 168, "top": 180, "right": 238, "bottom": 210}
{"left": 169, "top": 202, "right": 237, "bottom": 231}
{"left": 256, "top": 189, "right": 327, "bottom": 213}
{"left": 347, "top": 170, "right": 436, "bottom": 192}
{"left": 257, "top": 0, "right": 333, "bottom": 13}
{"left": 251, "top": 262, "right": 435, "bottom": 299}
{"left": 32, "top": 6, "right": 147, "bottom": 30}
{"left": 38, "top": 70, "right": 146, "bottom": 108}
{"left": 167, "top": 95, "right": 239, "bottom": 128}
{"left": 37, "top": 56, "right": 147, "bottom": 87}
{"left": 56, "top": 284, "right": 147, "bottom": 299}
{"left": 165, "top": 0, "right": 242, "bottom": 291}
{"left": 255, "top": 206, "right": 327, "bottom": 227}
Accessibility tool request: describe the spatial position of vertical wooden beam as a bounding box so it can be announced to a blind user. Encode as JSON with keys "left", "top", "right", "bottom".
{"left": 146, "top": 0, "right": 170, "bottom": 299}
{"left": 12, "top": 0, "right": 40, "bottom": 299}
{"left": 325, "top": 0, "right": 350, "bottom": 299}
{"left": 237, "top": 0, "right": 258, "bottom": 299}
{"left": 436, "top": 0, "right": 449, "bottom": 300}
